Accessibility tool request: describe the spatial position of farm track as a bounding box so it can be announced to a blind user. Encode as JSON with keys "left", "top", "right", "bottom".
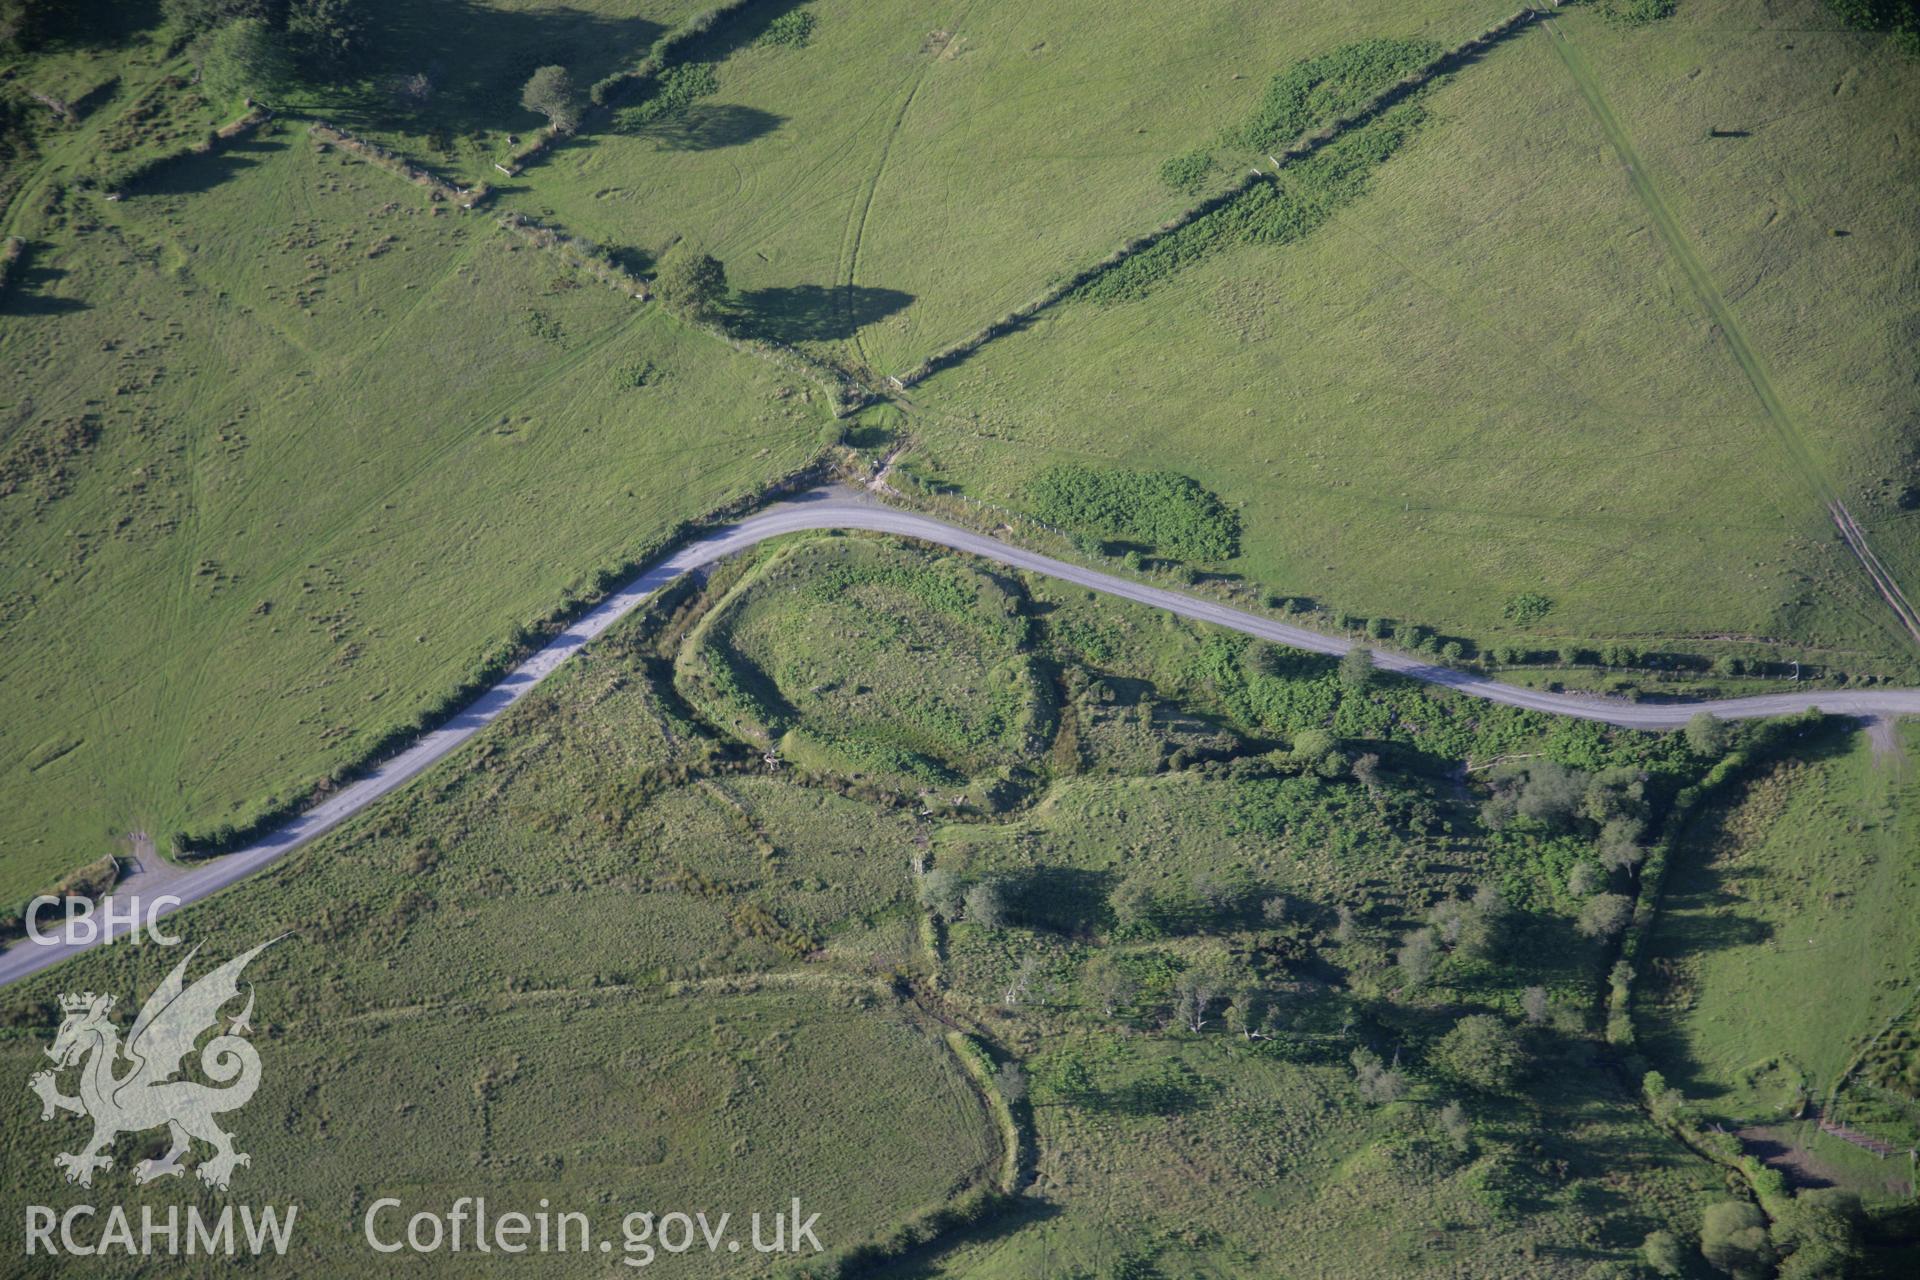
{"left": 1542, "top": 15, "right": 1920, "bottom": 650}
{"left": 838, "top": 7, "right": 975, "bottom": 370}
{"left": 7, "top": 486, "right": 1920, "bottom": 990}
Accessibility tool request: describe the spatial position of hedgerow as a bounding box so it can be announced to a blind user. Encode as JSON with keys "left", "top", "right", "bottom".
{"left": 1078, "top": 101, "right": 1428, "bottom": 303}
{"left": 1221, "top": 37, "right": 1440, "bottom": 154}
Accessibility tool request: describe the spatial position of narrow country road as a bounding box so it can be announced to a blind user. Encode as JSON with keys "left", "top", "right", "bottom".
{"left": 5, "top": 486, "right": 1916, "bottom": 989}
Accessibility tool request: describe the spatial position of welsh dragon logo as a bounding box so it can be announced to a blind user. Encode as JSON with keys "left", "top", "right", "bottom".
{"left": 28, "top": 939, "right": 279, "bottom": 1191}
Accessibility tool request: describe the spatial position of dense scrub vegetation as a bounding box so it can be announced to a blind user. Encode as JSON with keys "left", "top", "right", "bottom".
{"left": 1027, "top": 463, "right": 1240, "bottom": 560}
{"left": 1085, "top": 98, "right": 1429, "bottom": 302}
{"left": 1823, "top": 0, "right": 1920, "bottom": 53}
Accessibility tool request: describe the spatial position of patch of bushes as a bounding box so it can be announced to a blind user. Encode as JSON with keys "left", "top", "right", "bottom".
{"left": 1158, "top": 147, "right": 1215, "bottom": 195}
{"left": 1602, "top": 0, "right": 1679, "bottom": 25}
{"left": 758, "top": 8, "right": 816, "bottom": 49}
{"left": 1222, "top": 37, "right": 1440, "bottom": 154}
{"left": 1028, "top": 464, "right": 1239, "bottom": 561}
{"left": 614, "top": 61, "right": 719, "bottom": 131}
{"left": 1502, "top": 591, "right": 1552, "bottom": 625}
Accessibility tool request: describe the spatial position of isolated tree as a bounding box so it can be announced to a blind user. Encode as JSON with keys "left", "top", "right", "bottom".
{"left": 1434, "top": 1013, "right": 1525, "bottom": 1092}
{"left": 1351, "top": 751, "right": 1382, "bottom": 794}
{"left": 1260, "top": 894, "right": 1291, "bottom": 927}
{"left": 1171, "top": 972, "right": 1215, "bottom": 1034}
{"left": 964, "top": 879, "right": 1008, "bottom": 929}
{"left": 652, "top": 240, "right": 728, "bottom": 322}
{"left": 1641, "top": 1229, "right": 1686, "bottom": 1278}
{"left": 1084, "top": 954, "right": 1136, "bottom": 1018}
{"left": 1189, "top": 869, "right": 1233, "bottom": 916}
{"left": 1700, "top": 1200, "right": 1774, "bottom": 1280}
{"left": 1172, "top": 968, "right": 1222, "bottom": 1033}
{"left": 1339, "top": 645, "right": 1374, "bottom": 689}
{"left": 198, "top": 18, "right": 291, "bottom": 103}
{"left": 1515, "top": 761, "right": 1588, "bottom": 827}
{"left": 1350, "top": 1046, "right": 1408, "bottom": 1104}
{"left": 388, "top": 69, "right": 434, "bottom": 108}
{"left": 1429, "top": 886, "right": 1503, "bottom": 961}
{"left": 1774, "top": 1188, "right": 1862, "bottom": 1280}
{"left": 1002, "top": 954, "right": 1042, "bottom": 1007}
{"left": 1597, "top": 818, "right": 1647, "bottom": 877}
{"left": 1109, "top": 875, "right": 1158, "bottom": 934}
{"left": 1469, "top": 883, "right": 1508, "bottom": 952}
{"left": 1643, "top": 1070, "right": 1690, "bottom": 1128}
{"left": 917, "top": 868, "right": 964, "bottom": 920}
{"left": 1226, "top": 987, "right": 1270, "bottom": 1041}
{"left": 1437, "top": 1099, "right": 1471, "bottom": 1153}
{"left": 1429, "top": 897, "right": 1469, "bottom": 950}
{"left": 1567, "top": 860, "right": 1600, "bottom": 898}
{"left": 520, "top": 64, "right": 581, "bottom": 132}
{"left": 1332, "top": 904, "right": 1358, "bottom": 946}
{"left": 1686, "top": 710, "right": 1730, "bottom": 756}
{"left": 1583, "top": 765, "right": 1649, "bottom": 826}
{"left": 1396, "top": 927, "right": 1438, "bottom": 991}
{"left": 1521, "top": 985, "right": 1550, "bottom": 1027}
{"left": 1291, "top": 727, "right": 1338, "bottom": 773}
{"left": 1576, "top": 892, "right": 1633, "bottom": 941}
{"left": 994, "top": 1060, "right": 1029, "bottom": 1105}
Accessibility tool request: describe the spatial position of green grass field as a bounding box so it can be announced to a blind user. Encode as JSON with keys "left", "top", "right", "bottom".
{"left": 0, "top": 578, "right": 997, "bottom": 1276}
{"left": 1639, "top": 720, "right": 1920, "bottom": 1203}
{"left": 900, "top": 0, "right": 1920, "bottom": 676}
{"left": 5, "top": 2, "right": 1920, "bottom": 1274}
{"left": 0, "top": 531, "right": 1744, "bottom": 1276}
{"left": 0, "top": 110, "right": 829, "bottom": 902}
{"left": 494, "top": 0, "right": 1519, "bottom": 374}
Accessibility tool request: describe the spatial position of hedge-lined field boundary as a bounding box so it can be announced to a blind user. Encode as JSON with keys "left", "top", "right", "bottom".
{"left": 889, "top": 4, "right": 1555, "bottom": 389}
{"left": 88, "top": 101, "right": 274, "bottom": 199}
{"left": 1607, "top": 708, "right": 1838, "bottom": 1221}
{"left": 500, "top": 0, "right": 762, "bottom": 176}
{"left": 308, "top": 120, "right": 490, "bottom": 208}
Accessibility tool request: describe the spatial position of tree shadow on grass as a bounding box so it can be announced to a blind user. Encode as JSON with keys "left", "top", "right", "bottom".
{"left": 126, "top": 135, "right": 286, "bottom": 199}
{"left": 607, "top": 245, "right": 655, "bottom": 278}
{"left": 0, "top": 256, "right": 90, "bottom": 317}
{"left": 331, "top": 0, "right": 668, "bottom": 137}
{"left": 732, "top": 283, "right": 913, "bottom": 344}
{"left": 626, "top": 103, "right": 785, "bottom": 151}
{"left": 671, "top": 0, "right": 814, "bottom": 63}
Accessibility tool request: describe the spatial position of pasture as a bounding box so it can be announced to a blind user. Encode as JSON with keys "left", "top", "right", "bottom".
{"left": 1638, "top": 719, "right": 1920, "bottom": 1203}
{"left": 0, "top": 121, "right": 826, "bottom": 902}
{"left": 0, "top": 537, "right": 1743, "bottom": 1274}
{"left": 502, "top": 0, "right": 1520, "bottom": 373}
{"left": 905, "top": 0, "right": 1920, "bottom": 676}
{"left": 5, "top": 530, "right": 1912, "bottom": 1273}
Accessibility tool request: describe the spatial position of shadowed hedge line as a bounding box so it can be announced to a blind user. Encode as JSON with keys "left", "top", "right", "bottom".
{"left": 308, "top": 119, "right": 490, "bottom": 207}
{"left": 501, "top": 0, "right": 765, "bottom": 176}
{"left": 304, "top": 127, "right": 873, "bottom": 412}
{"left": 888, "top": 4, "right": 1555, "bottom": 389}
{"left": 80, "top": 100, "right": 274, "bottom": 197}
